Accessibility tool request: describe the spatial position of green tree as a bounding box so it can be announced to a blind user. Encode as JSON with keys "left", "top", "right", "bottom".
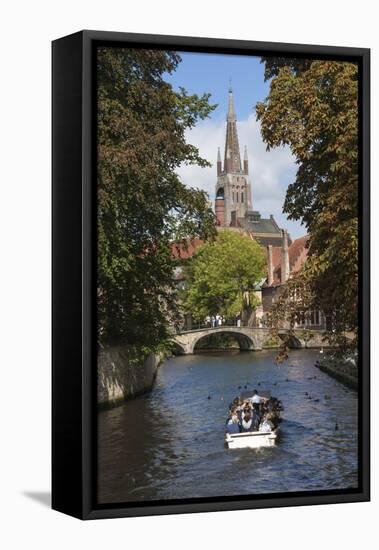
{"left": 184, "top": 231, "right": 266, "bottom": 322}
{"left": 256, "top": 59, "right": 358, "bottom": 355}
{"left": 97, "top": 47, "right": 217, "bottom": 350}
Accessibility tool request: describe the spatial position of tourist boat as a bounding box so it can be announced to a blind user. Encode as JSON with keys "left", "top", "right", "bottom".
{"left": 225, "top": 389, "right": 281, "bottom": 449}
{"left": 225, "top": 428, "right": 278, "bottom": 449}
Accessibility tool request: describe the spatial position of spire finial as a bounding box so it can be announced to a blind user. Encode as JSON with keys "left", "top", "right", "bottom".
{"left": 244, "top": 145, "right": 248, "bottom": 160}
{"left": 217, "top": 147, "right": 221, "bottom": 162}
{"left": 228, "top": 77, "right": 232, "bottom": 93}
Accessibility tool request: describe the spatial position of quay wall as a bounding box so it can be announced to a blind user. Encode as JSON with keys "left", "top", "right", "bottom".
{"left": 315, "top": 357, "right": 358, "bottom": 390}
{"left": 97, "top": 344, "right": 161, "bottom": 409}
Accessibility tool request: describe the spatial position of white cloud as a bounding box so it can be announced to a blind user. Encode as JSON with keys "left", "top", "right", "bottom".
{"left": 176, "top": 114, "right": 305, "bottom": 239}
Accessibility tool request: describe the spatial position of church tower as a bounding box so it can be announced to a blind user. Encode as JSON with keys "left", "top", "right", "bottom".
{"left": 215, "top": 88, "right": 252, "bottom": 227}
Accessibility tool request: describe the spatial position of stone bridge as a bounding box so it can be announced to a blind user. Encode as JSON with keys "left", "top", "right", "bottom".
{"left": 172, "top": 326, "right": 328, "bottom": 355}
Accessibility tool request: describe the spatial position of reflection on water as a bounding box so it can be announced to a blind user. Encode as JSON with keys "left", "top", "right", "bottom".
{"left": 98, "top": 349, "right": 358, "bottom": 504}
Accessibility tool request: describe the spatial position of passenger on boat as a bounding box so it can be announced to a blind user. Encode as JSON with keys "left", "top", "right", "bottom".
{"left": 229, "top": 396, "right": 240, "bottom": 410}
{"left": 250, "top": 390, "right": 266, "bottom": 413}
{"left": 240, "top": 412, "right": 255, "bottom": 432}
{"left": 228, "top": 397, "right": 243, "bottom": 420}
{"left": 251, "top": 407, "right": 260, "bottom": 430}
{"left": 259, "top": 414, "right": 274, "bottom": 433}
{"left": 240, "top": 404, "right": 260, "bottom": 431}
{"left": 267, "top": 398, "right": 275, "bottom": 412}
{"left": 225, "top": 407, "right": 241, "bottom": 434}
{"left": 259, "top": 401, "right": 267, "bottom": 417}
{"left": 266, "top": 411, "right": 279, "bottom": 428}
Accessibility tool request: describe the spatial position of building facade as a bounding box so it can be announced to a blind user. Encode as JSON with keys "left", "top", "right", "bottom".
{"left": 172, "top": 89, "right": 325, "bottom": 331}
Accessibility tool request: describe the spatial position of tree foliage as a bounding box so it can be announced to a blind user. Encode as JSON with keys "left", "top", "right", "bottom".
{"left": 184, "top": 231, "right": 266, "bottom": 321}
{"left": 97, "top": 47, "right": 217, "bottom": 348}
{"left": 256, "top": 59, "right": 358, "bottom": 355}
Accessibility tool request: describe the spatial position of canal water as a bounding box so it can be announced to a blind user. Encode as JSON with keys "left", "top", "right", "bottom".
{"left": 97, "top": 349, "right": 358, "bottom": 504}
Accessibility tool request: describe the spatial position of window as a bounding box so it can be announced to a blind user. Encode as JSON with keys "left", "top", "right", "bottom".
{"left": 241, "top": 192, "right": 244, "bottom": 203}
{"left": 236, "top": 192, "right": 238, "bottom": 202}
{"left": 296, "top": 311, "right": 306, "bottom": 326}
{"left": 310, "top": 310, "right": 320, "bottom": 326}
{"left": 296, "top": 310, "right": 321, "bottom": 327}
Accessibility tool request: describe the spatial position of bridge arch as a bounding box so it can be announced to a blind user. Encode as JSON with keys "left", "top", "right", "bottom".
{"left": 191, "top": 329, "right": 258, "bottom": 354}
{"left": 172, "top": 327, "right": 327, "bottom": 355}
{"left": 171, "top": 342, "right": 186, "bottom": 356}
{"left": 278, "top": 332, "right": 304, "bottom": 349}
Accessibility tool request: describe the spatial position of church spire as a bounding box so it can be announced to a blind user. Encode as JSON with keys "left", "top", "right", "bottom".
{"left": 227, "top": 85, "right": 236, "bottom": 121}
{"left": 224, "top": 88, "right": 242, "bottom": 173}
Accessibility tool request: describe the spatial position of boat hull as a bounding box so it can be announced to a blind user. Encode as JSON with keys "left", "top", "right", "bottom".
{"left": 225, "top": 430, "right": 278, "bottom": 449}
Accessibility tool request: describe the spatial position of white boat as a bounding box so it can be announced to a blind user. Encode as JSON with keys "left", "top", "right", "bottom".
{"left": 225, "top": 429, "right": 278, "bottom": 449}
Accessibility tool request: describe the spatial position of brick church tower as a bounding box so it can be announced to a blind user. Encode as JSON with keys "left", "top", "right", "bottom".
{"left": 215, "top": 88, "right": 252, "bottom": 227}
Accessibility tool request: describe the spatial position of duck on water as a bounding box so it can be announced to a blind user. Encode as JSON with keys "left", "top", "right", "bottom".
{"left": 225, "top": 389, "right": 283, "bottom": 449}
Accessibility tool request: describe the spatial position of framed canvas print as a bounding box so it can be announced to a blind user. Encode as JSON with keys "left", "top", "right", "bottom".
{"left": 52, "top": 30, "right": 370, "bottom": 519}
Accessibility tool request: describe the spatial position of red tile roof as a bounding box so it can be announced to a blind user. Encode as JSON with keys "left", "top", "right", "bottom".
{"left": 171, "top": 233, "right": 309, "bottom": 288}
{"left": 171, "top": 238, "right": 204, "bottom": 260}
{"left": 289, "top": 235, "right": 309, "bottom": 272}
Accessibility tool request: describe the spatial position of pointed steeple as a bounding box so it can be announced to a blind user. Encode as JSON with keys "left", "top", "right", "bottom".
{"left": 227, "top": 85, "right": 236, "bottom": 121}
{"left": 224, "top": 88, "right": 242, "bottom": 173}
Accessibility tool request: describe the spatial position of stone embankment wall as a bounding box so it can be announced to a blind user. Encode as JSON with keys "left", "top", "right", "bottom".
{"left": 98, "top": 345, "right": 161, "bottom": 409}
{"left": 315, "top": 357, "right": 358, "bottom": 390}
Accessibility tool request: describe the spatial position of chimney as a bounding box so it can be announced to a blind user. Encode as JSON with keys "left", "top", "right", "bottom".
{"left": 281, "top": 230, "right": 290, "bottom": 283}
{"left": 217, "top": 147, "right": 222, "bottom": 176}
{"left": 267, "top": 245, "right": 274, "bottom": 286}
{"left": 243, "top": 145, "right": 249, "bottom": 175}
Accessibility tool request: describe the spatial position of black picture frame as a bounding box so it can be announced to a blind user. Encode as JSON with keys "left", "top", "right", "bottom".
{"left": 52, "top": 30, "right": 370, "bottom": 520}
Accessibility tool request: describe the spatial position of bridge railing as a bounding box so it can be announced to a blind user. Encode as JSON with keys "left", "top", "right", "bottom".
{"left": 175, "top": 320, "right": 266, "bottom": 334}
{"left": 174, "top": 324, "right": 327, "bottom": 335}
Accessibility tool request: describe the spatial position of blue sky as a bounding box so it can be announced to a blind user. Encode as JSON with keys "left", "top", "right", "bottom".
{"left": 166, "top": 52, "right": 305, "bottom": 240}
{"left": 168, "top": 52, "right": 269, "bottom": 121}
